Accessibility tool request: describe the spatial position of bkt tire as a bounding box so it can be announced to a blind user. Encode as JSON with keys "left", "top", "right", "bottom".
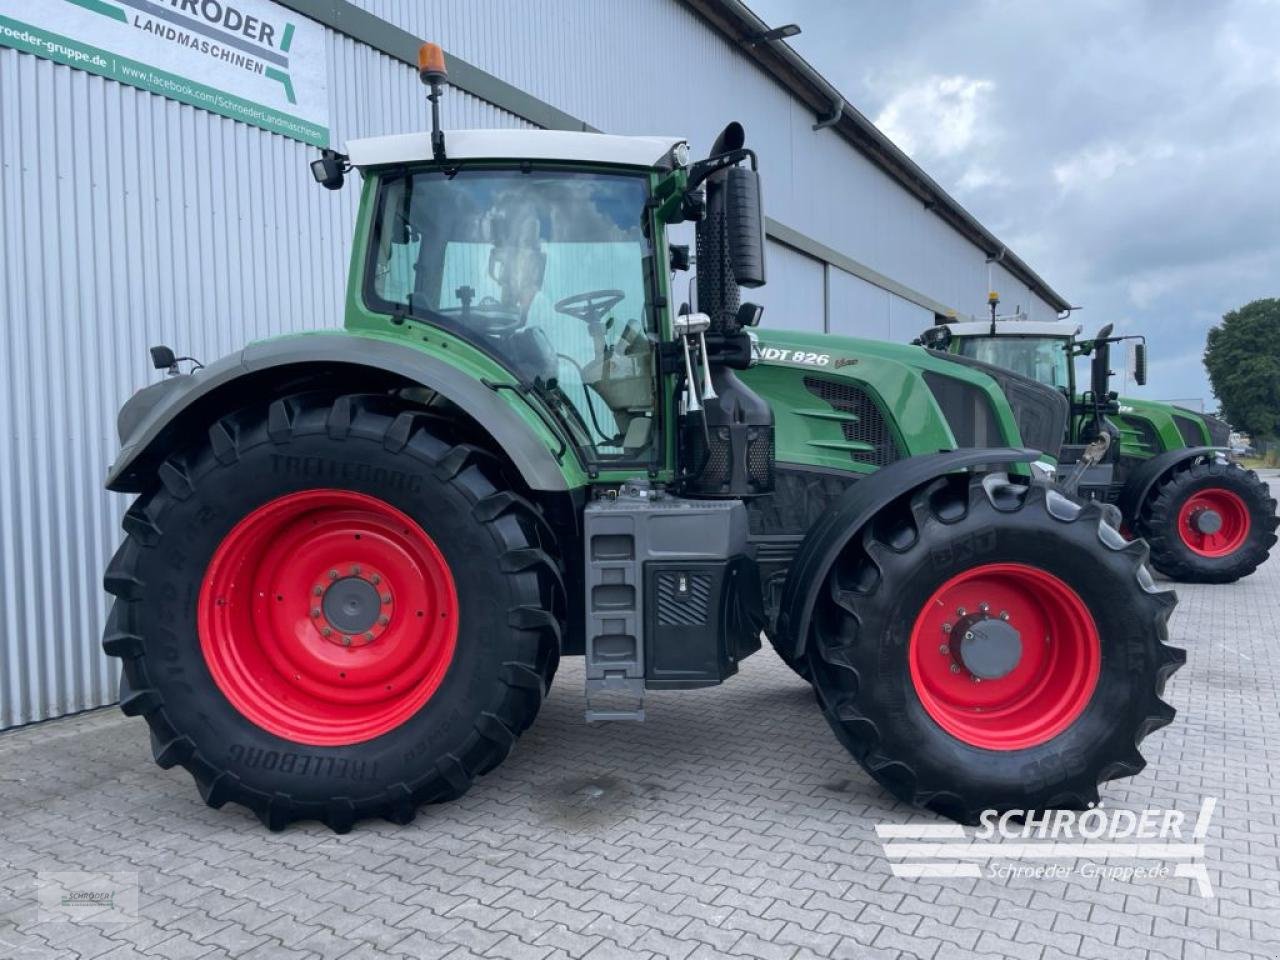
{"left": 806, "top": 474, "right": 1183, "bottom": 824}
{"left": 103, "top": 393, "right": 563, "bottom": 831}
{"left": 1138, "top": 460, "right": 1278, "bottom": 583}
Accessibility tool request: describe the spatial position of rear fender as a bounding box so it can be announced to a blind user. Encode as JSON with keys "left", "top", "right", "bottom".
{"left": 106, "top": 333, "right": 576, "bottom": 493}
{"left": 777, "top": 448, "right": 1039, "bottom": 661}
{"left": 1117, "top": 446, "right": 1223, "bottom": 520}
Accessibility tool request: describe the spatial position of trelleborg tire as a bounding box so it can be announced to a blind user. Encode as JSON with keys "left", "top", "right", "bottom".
{"left": 102, "top": 393, "right": 563, "bottom": 831}
{"left": 1138, "top": 460, "right": 1277, "bottom": 583}
{"left": 805, "top": 473, "right": 1183, "bottom": 824}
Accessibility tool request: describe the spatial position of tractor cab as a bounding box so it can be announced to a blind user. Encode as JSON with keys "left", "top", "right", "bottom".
{"left": 919, "top": 320, "right": 1078, "bottom": 393}
{"left": 348, "top": 130, "right": 676, "bottom": 467}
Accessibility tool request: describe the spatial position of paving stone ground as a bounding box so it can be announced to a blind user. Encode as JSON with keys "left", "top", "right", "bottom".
{"left": 1, "top": 476, "right": 1277, "bottom": 960}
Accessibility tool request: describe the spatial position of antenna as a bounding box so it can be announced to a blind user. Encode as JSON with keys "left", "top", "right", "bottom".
{"left": 418, "top": 43, "right": 449, "bottom": 162}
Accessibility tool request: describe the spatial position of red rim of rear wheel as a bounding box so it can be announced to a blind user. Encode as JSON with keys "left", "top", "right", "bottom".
{"left": 908, "top": 563, "right": 1100, "bottom": 751}
{"left": 198, "top": 489, "right": 458, "bottom": 746}
{"left": 1176, "top": 488, "right": 1250, "bottom": 558}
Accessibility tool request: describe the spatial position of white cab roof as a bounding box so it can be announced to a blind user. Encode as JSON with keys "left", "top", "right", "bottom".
{"left": 347, "top": 129, "right": 686, "bottom": 169}
{"left": 941, "top": 320, "right": 1081, "bottom": 338}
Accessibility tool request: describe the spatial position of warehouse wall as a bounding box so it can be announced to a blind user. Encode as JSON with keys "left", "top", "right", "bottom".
{"left": 0, "top": 0, "right": 1062, "bottom": 728}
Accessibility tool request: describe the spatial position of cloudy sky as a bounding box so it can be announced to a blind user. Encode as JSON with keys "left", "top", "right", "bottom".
{"left": 750, "top": 0, "right": 1280, "bottom": 410}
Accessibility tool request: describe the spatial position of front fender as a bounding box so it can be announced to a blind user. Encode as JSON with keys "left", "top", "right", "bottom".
{"left": 1116, "top": 446, "right": 1223, "bottom": 520}
{"left": 777, "top": 448, "right": 1039, "bottom": 661}
{"left": 107, "top": 332, "right": 577, "bottom": 493}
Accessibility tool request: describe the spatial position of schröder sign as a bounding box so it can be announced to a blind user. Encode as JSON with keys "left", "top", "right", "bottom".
{"left": 0, "top": 0, "right": 329, "bottom": 146}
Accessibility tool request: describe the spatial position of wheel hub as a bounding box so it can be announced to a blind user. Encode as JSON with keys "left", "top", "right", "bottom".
{"left": 1188, "top": 507, "right": 1223, "bottom": 535}
{"left": 953, "top": 612, "right": 1022, "bottom": 680}
{"left": 317, "top": 572, "right": 389, "bottom": 644}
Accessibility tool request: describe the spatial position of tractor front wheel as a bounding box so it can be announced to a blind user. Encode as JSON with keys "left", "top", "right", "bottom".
{"left": 1138, "top": 460, "right": 1277, "bottom": 583}
{"left": 805, "top": 473, "right": 1182, "bottom": 823}
{"left": 103, "top": 393, "right": 563, "bottom": 831}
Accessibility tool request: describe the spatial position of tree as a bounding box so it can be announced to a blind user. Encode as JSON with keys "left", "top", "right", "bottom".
{"left": 1203, "top": 298, "right": 1280, "bottom": 438}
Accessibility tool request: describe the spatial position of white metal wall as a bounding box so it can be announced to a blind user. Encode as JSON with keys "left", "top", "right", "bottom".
{"left": 0, "top": 22, "right": 526, "bottom": 729}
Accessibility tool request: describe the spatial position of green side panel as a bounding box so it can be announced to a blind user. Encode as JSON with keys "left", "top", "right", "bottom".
{"left": 1110, "top": 397, "right": 1193, "bottom": 458}
{"left": 743, "top": 329, "right": 1023, "bottom": 473}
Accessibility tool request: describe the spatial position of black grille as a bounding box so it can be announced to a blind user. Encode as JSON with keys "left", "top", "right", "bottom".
{"left": 1114, "top": 414, "right": 1161, "bottom": 455}
{"left": 656, "top": 572, "right": 712, "bottom": 626}
{"left": 803, "top": 376, "right": 901, "bottom": 467}
{"left": 747, "top": 430, "right": 775, "bottom": 488}
{"left": 1174, "top": 413, "right": 1205, "bottom": 448}
{"left": 1202, "top": 413, "right": 1231, "bottom": 447}
{"left": 922, "top": 372, "right": 1003, "bottom": 447}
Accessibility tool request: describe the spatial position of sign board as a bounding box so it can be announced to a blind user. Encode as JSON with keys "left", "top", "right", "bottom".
{"left": 0, "top": 0, "right": 328, "bottom": 146}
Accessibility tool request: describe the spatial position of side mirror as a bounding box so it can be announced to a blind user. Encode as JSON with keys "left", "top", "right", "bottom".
{"left": 1132, "top": 341, "right": 1147, "bottom": 386}
{"left": 149, "top": 345, "right": 177, "bottom": 371}
{"left": 725, "top": 165, "right": 766, "bottom": 288}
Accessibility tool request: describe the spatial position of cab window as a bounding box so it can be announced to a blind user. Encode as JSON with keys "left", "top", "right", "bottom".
{"left": 366, "top": 167, "right": 658, "bottom": 467}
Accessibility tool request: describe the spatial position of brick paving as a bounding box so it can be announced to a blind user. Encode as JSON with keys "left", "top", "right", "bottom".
{"left": 1, "top": 476, "right": 1276, "bottom": 959}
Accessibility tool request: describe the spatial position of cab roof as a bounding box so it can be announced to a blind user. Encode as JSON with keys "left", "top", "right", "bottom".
{"left": 940, "top": 320, "right": 1081, "bottom": 338}
{"left": 346, "top": 129, "right": 687, "bottom": 170}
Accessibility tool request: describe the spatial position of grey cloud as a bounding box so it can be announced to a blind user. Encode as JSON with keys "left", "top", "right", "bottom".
{"left": 749, "top": 0, "right": 1280, "bottom": 409}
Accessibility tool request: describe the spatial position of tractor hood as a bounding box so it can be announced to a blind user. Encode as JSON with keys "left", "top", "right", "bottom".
{"left": 1112, "top": 396, "right": 1229, "bottom": 456}
{"left": 744, "top": 328, "right": 1064, "bottom": 467}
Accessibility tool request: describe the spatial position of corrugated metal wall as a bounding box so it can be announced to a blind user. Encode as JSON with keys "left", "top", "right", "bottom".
{"left": 0, "top": 0, "right": 1061, "bottom": 729}
{"left": 0, "top": 19, "right": 526, "bottom": 729}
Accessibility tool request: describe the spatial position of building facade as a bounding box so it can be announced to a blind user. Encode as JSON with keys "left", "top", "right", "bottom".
{"left": 0, "top": 0, "right": 1068, "bottom": 728}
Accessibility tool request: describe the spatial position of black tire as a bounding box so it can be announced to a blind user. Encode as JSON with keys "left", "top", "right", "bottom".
{"left": 806, "top": 473, "right": 1183, "bottom": 824}
{"left": 103, "top": 393, "right": 563, "bottom": 832}
{"left": 764, "top": 627, "right": 813, "bottom": 683}
{"left": 1138, "top": 460, "right": 1277, "bottom": 583}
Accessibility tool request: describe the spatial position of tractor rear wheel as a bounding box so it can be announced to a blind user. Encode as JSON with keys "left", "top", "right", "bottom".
{"left": 1138, "top": 460, "right": 1277, "bottom": 583}
{"left": 103, "top": 393, "right": 563, "bottom": 831}
{"left": 806, "top": 473, "right": 1182, "bottom": 823}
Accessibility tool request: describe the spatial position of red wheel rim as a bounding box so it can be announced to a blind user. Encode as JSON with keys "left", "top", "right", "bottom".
{"left": 198, "top": 490, "right": 458, "bottom": 746}
{"left": 1176, "top": 488, "right": 1250, "bottom": 557}
{"left": 908, "top": 563, "right": 1100, "bottom": 751}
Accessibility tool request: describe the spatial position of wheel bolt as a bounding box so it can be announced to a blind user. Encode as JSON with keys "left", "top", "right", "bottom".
{"left": 310, "top": 608, "right": 321, "bottom": 618}
{"left": 956, "top": 607, "right": 966, "bottom": 616}
{"left": 328, "top": 569, "right": 339, "bottom": 580}
{"left": 378, "top": 615, "right": 390, "bottom": 626}
{"left": 939, "top": 644, "right": 949, "bottom": 654}
{"left": 979, "top": 602, "right": 989, "bottom": 613}
{"left": 342, "top": 635, "right": 352, "bottom": 647}
{"left": 964, "top": 631, "right": 974, "bottom": 641}
{"left": 1000, "top": 611, "right": 1010, "bottom": 621}
{"left": 942, "top": 623, "right": 952, "bottom": 635}
{"left": 351, "top": 565, "right": 361, "bottom": 575}
{"left": 313, "top": 585, "right": 323, "bottom": 596}
{"left": 371, "top": 574, "right": 381, "bottom": 585}
{"left": 321, "top": 627, "right": 332, "bottom": 637}
{"left": 364, "top": 632, "right": 374, "bottom": 642}
{"left": 381, "top": 594, "right": 391, "bottom": 604}
{"left": 950, "top": 664, "right": 961, "bottom": 674}
{"left": 973, "top": 677, "right": 982, "bottom": 684}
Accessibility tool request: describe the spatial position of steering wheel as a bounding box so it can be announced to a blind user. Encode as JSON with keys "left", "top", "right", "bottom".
{"left": 554, "top": 289, "right": 625, "bottom": 326}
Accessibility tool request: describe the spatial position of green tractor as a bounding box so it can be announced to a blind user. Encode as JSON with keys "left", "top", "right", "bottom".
{"left": 916, "top": 318, "right": 1278, "bottom": 582}
{"left": 102, "top": 46, "right": 1181, "bottom": 831}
